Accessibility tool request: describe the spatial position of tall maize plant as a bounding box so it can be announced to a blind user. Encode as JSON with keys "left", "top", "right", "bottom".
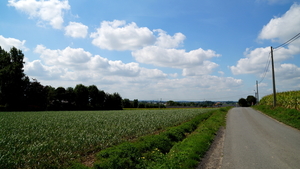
{"left": 260, "top": 90, "right": 300, "bottom": 110}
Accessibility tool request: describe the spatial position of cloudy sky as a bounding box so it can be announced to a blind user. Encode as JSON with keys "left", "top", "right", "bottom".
{"left": 1, "top": 0, "right": 300, "bottom": 101}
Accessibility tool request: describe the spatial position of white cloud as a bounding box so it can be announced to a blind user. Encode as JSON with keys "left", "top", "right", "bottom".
{"left": 90, "top": 20, "right": 156, "bottom": 51}
{"left": 154, "top": 29, "right": 185, "bottom": 48}
{"left": 25, "top": 59, "right": 66, "bottom": 80}
{"left": 23, "top": 45, "right": 245, "bottom": 101}
{"left": 258, "top": 3, "right": 300, "bottom": 42}
{"left": 276, "top": 63, "right": 300, "bottom": 79}
{"left": 65, "top": 22, "right": 88, "bottom": 38}
{"left": 231, "top": 3, "right": 300, "bottom": 76}
{"left": 8, "top": 0, "right": 70, "bottom": 29}
{"left": 34, "top": 45, "right": 92, "bottom": 70}
{"left": 0, "top": 35, "right": 28, "bottom": 51}
{"left": 182, "top": 61, "right": 219, "bottom": 76}
{"left": 28, "top": 45, "right": 168, "bottom": 82}
{"left": 132, "top": 46, "right": 220, "bottom": 75}
{"left": 218, "top": 71, "right": 225, "bottom": 76}
{"left": 256, "top": 0, "right": 293, "bottom": 5}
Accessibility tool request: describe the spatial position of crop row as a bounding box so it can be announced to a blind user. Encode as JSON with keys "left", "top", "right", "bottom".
{"left": 259, "top": 90, "right": 300, "bottom": 110}
{"left": 0, "top": 109, "right": 215, "bottom": 168}
{"left": 90, "top": 107, "right": 229, "bottom": 169}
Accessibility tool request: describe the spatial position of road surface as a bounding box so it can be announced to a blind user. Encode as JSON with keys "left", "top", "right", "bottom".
{"left": 221, "top": 107, "right": 300, "bottom": 169}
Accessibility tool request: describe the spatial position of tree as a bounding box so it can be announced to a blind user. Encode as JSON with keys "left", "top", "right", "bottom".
{"left": 0, "top": 46, "right": 29, "bottom": 110}
{"left": 74, "top": 84, "right": 89, "bottom": 109}
{"left": 246, "top": 95, "right": 257, "bottom": 106}
{"left": 88, "top": 85, "right": 100, "bottom": 109}
{"left": 133, "top": 99, "right": 138, "bottom": 108}
{"left": 65, "top": 87, "right": 75, "bottom": 109}
{"left": 123, "top": 98, "right": 131, "bottom": 108}
{"left": 55, "top": 87, "right": 66, "bottom": 110}
{"left": 24, "top": 79, "right": 47, "bottom": 110}
{"left": 104, "top": 92, "right": 122, "bottom": 110}
{"left": 238, "top": 98, "right": 248, "bottom": 107}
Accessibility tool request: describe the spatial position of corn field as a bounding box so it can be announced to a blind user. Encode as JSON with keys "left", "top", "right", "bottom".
{"left": 0, "top": 108, "right": 215, "bottom": 168}
{"left": 259, "top": 90, "right": 300, "bottom": 110}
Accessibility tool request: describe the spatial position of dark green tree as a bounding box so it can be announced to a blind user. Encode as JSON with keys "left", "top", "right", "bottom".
{"left": 104, "top": 92, "right": 122, "bottom": 110}
{"left": 238, "top": 98, "right": 248, "bottom": 107}
{"left": 123, "top": 98, "right": 131, "bottom": 108}
{"left": 65, "top": 87, "right": 75, "bottom": 109}
{"left": 24, "top": 79, "right": 47, "bottom": 110}
{"left": 98, "top": 90, "right": 106, "bottom": 109}
{"left": 0, "top": 46, "right": 29, "bottom": 110}
{"left": 133, "top": 99, "right": 138, "bottom": 108}
{"left": 55, "top": 87, "right": 66, "bottom": 109}
{"left": 74, "top": 84, "right": 89, "bottom": 109}
{"left": 44, "top": 86, "right": 56, "bottom": 110}
{"left": 246, "top": 95, "right": 257, "bottom": 106}
{"left": 88, "top": 85, "right": 100, "bottom": 109}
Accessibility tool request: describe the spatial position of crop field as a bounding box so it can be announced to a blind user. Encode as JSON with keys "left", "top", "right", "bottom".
{"left": 260, "top": 90, "right": 300, "bottom": 110}
{"left": 0, "top": 108, "right": 215, "bottom": 168}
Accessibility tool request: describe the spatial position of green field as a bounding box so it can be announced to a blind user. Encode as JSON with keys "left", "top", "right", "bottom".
{"left": 0, "top": 108, "right": 215, "bottom": 168}
{"left": 259, "top": 90, "right": 300, "bottom": 110}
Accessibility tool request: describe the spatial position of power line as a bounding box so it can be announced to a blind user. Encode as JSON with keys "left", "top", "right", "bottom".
{"left": 274, "top": 32, "right": 300, "bottom": 51}
{"left": 258, "top": 32, "right": 300, "bottom": 83}
{"left": 258, "top": 52, "right": 271, "bottom": 83}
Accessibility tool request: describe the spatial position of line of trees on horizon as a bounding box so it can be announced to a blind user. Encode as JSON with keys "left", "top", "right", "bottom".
{"left": 0, "top": 46, "right": 125, "bottom": 111}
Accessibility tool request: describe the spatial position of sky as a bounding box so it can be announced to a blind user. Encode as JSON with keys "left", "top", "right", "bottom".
{"left": 1, "top": 0, "right": 300, "bottom": 101}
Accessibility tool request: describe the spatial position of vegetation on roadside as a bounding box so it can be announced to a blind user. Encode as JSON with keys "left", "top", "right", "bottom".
{"left": 254, "top": 105, "right": 300, "bottom": 130}
{"left": 259, "top": 90, "right": 300, "bottom": 111}
{"left": 92, "top": 107, "right": 230, "bottom": 169}
{"left": 254, "top": 90, "right": 300, "bottom": 130}
{"left": 0, "top": 109, "right": 214, "bottom": 169}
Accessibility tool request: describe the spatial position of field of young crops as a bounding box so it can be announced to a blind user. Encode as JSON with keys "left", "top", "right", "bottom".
{"left": 0, "top": 108, "right": 215, "bottom": 168}
{"left": 259, "top": 90, "right": 300, "bottom": 110}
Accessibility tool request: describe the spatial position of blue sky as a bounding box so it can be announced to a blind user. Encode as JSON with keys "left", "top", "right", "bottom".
{"left": 1, "top": 0, "right": 300, "bottom": 101}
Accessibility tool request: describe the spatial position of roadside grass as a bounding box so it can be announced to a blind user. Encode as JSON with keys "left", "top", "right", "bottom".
{"left": 0, "top": 109, "right": 215, "bottom": 169}
{"left": 253, "top": 105, "right": 300, "bottom": 130}
{"left": 92, "top": 107, "right": 231, "bottom": 169}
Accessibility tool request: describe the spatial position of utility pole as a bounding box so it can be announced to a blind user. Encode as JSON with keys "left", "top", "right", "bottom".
{"left": 270, "top": 46, "right": 276, "bottom": 107}
{"left": 256, "top": 80, "right": 259, "bottom": 103}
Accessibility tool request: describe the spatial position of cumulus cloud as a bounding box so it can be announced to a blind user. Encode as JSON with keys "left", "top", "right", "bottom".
{"left": 231, "top": 3, "right": 300, "bottom": 76}
{"left": 90, "top": 20, "right": 156, "bottom": 51}
{"left": 26, "top": 45, "right": 168, "bottom": 82}
{"left": 0, "top": 35, "right": 28, "bottom": 51}
{"left": 8, "top": 0, "right": 70, "bottom": 29}
{"left": 154, "top": 29, "right": 185, "bottom": 48}
{"left": 24, "top": 44, "right": 244, "bottom": 101}
{"left": 64, "top": 22, "right": 88, "bottom": 38}
{"left": 258, "top": 3, "right": 300, "bottom": 42}
{"left": 132, "top": 46, "right": 220, "bottom": 75}
{"left": 34, "top": 45, "right": 92, "bottom": 70}
{"left": 25, "top": 59, "right": 66, "bottom": 80}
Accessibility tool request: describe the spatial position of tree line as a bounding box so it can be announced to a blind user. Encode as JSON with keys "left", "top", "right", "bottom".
{"left": 238, "top": 95, "right": 257, "bottom": 107}
{"left": 0, "top": 46, "right": 125, "bottom": 111}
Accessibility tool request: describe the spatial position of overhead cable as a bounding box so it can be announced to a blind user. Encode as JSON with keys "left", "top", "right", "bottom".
{"left": 258, "top": 52, "right": 271, "bottom": 83}
{"left": 274, "top": 32, "right": 300, "bottom": 51}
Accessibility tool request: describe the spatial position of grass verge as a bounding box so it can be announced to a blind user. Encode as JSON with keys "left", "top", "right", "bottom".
{"left": 89, "top": 107, "right": 230, "bottom": 169}
{"left": 253, "top": 105, "right": 300, "bottom": 130}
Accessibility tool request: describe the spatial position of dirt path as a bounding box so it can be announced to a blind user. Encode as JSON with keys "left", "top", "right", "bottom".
{"left": 196, "top": 127, "right": 225, "bottom": 169}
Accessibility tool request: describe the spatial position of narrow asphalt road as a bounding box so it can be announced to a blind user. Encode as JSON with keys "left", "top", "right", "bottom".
{"left": 221, "top": 107, "right": 300, "bottom": 169}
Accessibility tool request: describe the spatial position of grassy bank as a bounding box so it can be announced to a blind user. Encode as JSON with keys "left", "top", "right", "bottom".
{"left": 91, "top": 107, "right": 230, "bottom": 169}
{"left": 254, "top": 105, "right": 300, "bottom": 130}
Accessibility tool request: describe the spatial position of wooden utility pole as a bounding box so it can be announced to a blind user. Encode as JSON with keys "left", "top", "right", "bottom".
{"left": 256, "top": 80, "right": 259, "bottom": 103}
{"left": 270, "top": 46, "right": 276, "bottom": 107}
